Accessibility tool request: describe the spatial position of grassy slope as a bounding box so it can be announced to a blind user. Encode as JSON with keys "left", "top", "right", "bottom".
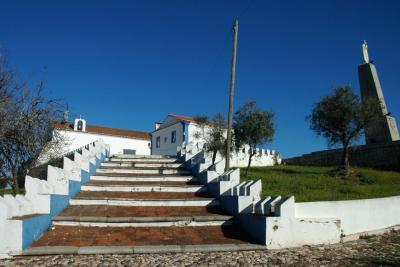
{"left": 241, "top": 165, "right": 400, "bottom": 202}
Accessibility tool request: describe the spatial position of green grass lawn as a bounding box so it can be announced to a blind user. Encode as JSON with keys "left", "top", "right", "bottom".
{"left": 241, "top": 165, "right": 400, "bottom": 202}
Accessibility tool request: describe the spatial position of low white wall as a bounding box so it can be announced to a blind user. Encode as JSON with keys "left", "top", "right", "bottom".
{"left": 57, "top": 130, "right": 150, "bottom": 155}
{"left": 230, "top": 145, "right": 281, "bottom": 167}
{"left": 180, "top": 143, "right": 400, "bottom": 248}
{"left": 295, "top": 196, "right": 400, "bottom": 236}
{"left": 0, "top": 140, "right": 109, "bottom": 258}
{"left": 265, "top": 217, "right": 341, "bottom": 249}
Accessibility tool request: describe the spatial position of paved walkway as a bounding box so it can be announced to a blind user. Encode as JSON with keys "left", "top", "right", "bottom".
{"left": 2, "top": 230, "right": 399, "bottom": 266}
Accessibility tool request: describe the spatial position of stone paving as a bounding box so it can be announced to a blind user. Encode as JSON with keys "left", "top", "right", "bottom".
{"left": 2, "top": 230, "right": 399, "bottom": 266}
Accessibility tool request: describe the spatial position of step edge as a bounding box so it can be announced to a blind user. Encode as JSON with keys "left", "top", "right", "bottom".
{"left": 71, "top": 197, "right": 217, "bottom": 201}
{"left": 81, "top": 184, "right": 204, "bottom": 188}
{"left": 52, "top": 215, "right": 234, "bottom": 223}
{"left": 19, "top": 243, "right": 265, "bottom": 256}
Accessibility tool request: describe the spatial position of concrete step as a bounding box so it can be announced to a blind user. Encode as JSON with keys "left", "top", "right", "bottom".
{"left": 58, "top": 205, "right": 229, "bottom": 218}
{"left": 21, "top": 243, "right": 266, "bottom": 255}
{"left": 101, "top": 162, "right": 184, "bottom": 168}
{"left": 29, "top": 225, "right": 255, "bottom": 248}
{"left": 81, "top": 184, "right": 206, "bottom": 193}
{"left": 110, "top": 155, "right": 176, "bottom": 159}
{"left": 70, "top": 198, "right": 220, "bottom": 207}
{"left": 90, "top": 175, "right": 196, "bottom": 182}
{"left": 95, "top": 168, "right": 191, "bottom": 175}
{"left": 74, "top": 191, "right": 212, "bottom": 199}
{"left": 108, "top": 158, "right": 178, "bottom": 163}
{"left": 52, "top": 215, "right": 234, "bottom": 227}
{"left": 85, "top": 180, "right": 201, "bottom": 186}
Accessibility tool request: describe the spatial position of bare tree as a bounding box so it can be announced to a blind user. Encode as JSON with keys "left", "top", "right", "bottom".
{"left": 0, "top": 57, "right": 67, "bottom": 194}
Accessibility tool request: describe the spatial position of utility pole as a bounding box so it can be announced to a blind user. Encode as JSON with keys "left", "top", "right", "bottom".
{"left": 225, "top": 19, "right": 238, "bottom": 171}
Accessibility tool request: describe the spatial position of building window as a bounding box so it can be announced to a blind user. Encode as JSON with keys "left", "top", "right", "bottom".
{"left": 77, "top": 120, "right": 83, "bottom": 131}
{"left": 123, "top": 149, "right": 136, "bottom": 155}
{"left": 164, "top": 137, "right": 167, "bottom": 143}
{"left": 156, "top": 136, "right": 160, "bottom": 148}
{"left": 171, "top": 130, "right": 176, "bottom": 143}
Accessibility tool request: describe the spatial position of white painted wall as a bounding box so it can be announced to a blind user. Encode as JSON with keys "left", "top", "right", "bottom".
{"left": 57, "top": 130, "right": 151, "bottom": 155}
{"left": 295, "top": 196, "right": 400, "bottom": 236}
{"left": 0, "top": 140, "right": 109, "bottom": 258}
{"left": 151, "top": 123, "right": 184, "bottom": 156}
{"left": 182, "top": 123, "right": 282, "bottom": 167}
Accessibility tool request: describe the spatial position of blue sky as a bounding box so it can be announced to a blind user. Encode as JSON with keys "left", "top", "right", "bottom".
{"left": 1, "top": 0, "right": 399, "bottom": 157}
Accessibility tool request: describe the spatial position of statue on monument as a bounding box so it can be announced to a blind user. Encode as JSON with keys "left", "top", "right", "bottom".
{"left": 362, "top": 40, "right": 370, "bottom": 63}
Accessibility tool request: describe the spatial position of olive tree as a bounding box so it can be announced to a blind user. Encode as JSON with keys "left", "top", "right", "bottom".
{"left": 0, "top": 57, "right": 66, "bottom": 194}
{"left": 308, "top": 86, "right": 380, "bottom": 176}
{"left": 193, "top": 114, "right": 227, "bottom": 165}
{"left": 233, "top": 101, "right": 275, "bottom": 176}
{"left": 203, "top": 114, "right": 226, "bottom": 165}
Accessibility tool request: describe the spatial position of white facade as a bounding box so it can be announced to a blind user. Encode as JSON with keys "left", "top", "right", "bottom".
{"left": 56, "top": 118, "right": 151, "bottom": 155}
{"left": 151, "top": 115, "right": 281, "bottom": 166}
{"left": 151, "top": 115, "right": 188, "bottom": 156}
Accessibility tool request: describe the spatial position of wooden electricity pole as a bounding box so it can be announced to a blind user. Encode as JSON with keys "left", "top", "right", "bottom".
{"left": 225, "top": 19, "right": 239, "bottom": 171}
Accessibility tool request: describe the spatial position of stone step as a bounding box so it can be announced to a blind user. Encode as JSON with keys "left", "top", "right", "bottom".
{"left": 30, "top": 225, "right": 254, "bottom": 248}
{"left": 70, "top": 198, "right": 220, "bottom": 207}
{"left": 95, "top": 168, "right": 191, "bottom": 175}
{"left": 90, "top": 175, "right": 196, "bottom": 182}
{"left": 22, "top": 243, "right": 265, "bottom": 256}
{"left": 74, "top": 191, "right": 211, "bottom": 200}
{"left": 101, "top": 162, "right": 184, "bottom": 168}
{"left": 110, "top": 155, "right": 176, "bottom": 159}
{"left": 108, "top": 158, "right": 178, "bottom": 163}
{"left": 53, "top": 215, "right": 233, "bottom": 223}
{"left": 52, "top": 216, "right": 233, "bottom": 227}
{"left": 86, "top": 180, "right": 200, "bottom": 186}
{"left": 81, "top": 184, "right": 206, "bottom": 193}
{"left": 58, "top": 205, "right": 229, "bottom": 218}
{"left": 99, "top": 166, "right": 188, "bottom": 170}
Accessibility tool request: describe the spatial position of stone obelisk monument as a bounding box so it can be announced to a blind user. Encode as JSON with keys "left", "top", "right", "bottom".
{"left": 358, "top": 41, "right": 400, "bottom": 144}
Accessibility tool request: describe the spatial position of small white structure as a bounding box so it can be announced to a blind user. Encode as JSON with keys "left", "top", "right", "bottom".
{"left": 151, "top": 114, "right": 281, "bottom": 166}
{"left": 55, "top": 118, "right": 151, "bottom": 155}
{"left": 151, "top": 114, "right": 194, "bottom": 156}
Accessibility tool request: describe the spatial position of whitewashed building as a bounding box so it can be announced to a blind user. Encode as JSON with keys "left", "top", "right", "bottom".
{"left": 151, "top": 114, "right": 281, "bottom": 166}
{"left": 55, "top": 118, "right": 151, "bottom": 155}
{"left": 151, "top": 114, "right": 194, "bottom": 156}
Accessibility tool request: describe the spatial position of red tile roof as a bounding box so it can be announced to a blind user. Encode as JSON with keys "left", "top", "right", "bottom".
{"left": 54, "top": 122, "right": 150, "bottom": 140}
{"left": 168, "top": 114, "right": 217, "bottom": 126}
{"left": 168, "top": 114, "right": 196, "bottom": 122}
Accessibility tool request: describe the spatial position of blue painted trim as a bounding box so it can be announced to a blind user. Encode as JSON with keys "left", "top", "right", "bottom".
{"left": 81, "top": 170, "right": 91, "bottom": 184}
{"left": 182, "top": 121, "right": 190, "bottom": 143}
{"left": 50, "top": 194, "right": 70, "bottom": 217}
{"left": 22, "top": 214, "right": 51, "bottom": 249}
{"left": 20, "top": 151, "right": 107, "bottom": 250}
{"left": 237, "top": 214, "right": 267, "bottom": 245}
{"left": 69, "top": 180, "right": 81, "bottom": 197}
